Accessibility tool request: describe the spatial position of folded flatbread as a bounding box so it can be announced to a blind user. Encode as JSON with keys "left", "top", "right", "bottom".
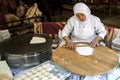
{"left": 76, "top": 46, "right": 93, "bottom": 56}
{"left": 30, "top": 37, "right": 46, "bottom": 44}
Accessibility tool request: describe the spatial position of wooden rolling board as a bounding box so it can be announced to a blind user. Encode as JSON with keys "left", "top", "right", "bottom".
{"left": 52, "top": 45, "right": 119, "bottom": 76}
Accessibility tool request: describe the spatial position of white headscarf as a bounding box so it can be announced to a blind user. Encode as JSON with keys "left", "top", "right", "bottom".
{"left": 73, "top": 2, "right": 91, "bottom": 26}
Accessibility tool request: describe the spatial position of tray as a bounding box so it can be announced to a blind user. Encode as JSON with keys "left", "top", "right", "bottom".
{"left": 14, "top": 60, "right": 70, "bottom": 80}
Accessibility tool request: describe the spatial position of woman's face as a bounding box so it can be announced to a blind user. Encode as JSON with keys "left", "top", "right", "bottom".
{"left": 76, "top": 13, "right": 86, "bottom": 21}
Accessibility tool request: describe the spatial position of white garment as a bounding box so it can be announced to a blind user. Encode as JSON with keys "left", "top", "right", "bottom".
{"left": 62, "top": 3, "right": 106, "bottom": 43}
{"left": 58, "top": 29, "right": 66, "bottom": 47}
{"left": 73, "top": 2, "right": 91, "bottom": 26}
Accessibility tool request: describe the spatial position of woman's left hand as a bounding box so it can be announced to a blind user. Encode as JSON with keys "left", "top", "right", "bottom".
{"left": 90, "top": 36, "right": 102, "bottom": 48}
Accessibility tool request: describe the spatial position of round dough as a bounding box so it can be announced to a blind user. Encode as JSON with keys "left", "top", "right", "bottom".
{"left": 25, "top": 72, "right": 32, "bottom": 76}
{"left": 36, "top": 67, "right": 42, "bottom": 70}
{"left": 76, "top": 46, "right": 93, "bottom": 56}
{"left": 19, "top": 75, "right": 26, "bottom": 79}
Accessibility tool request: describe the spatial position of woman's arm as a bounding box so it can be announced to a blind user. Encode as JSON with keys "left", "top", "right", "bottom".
{"left": 63, "top": 36, "right": 75, "bottom": 49}
{"left": 62, "top": 17, "right": 75, "bottom": 49}
{"left": 90, "top": 17, "right": 107, "bottom": 48}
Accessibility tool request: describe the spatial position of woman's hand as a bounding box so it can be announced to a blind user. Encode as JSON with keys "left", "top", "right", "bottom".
{"left": 63, "top": 36, "right": 75, "bottom": 49}
{"left": 66, "top": 41, "right": 75, "bottom": 49}
{"left": 90, "top": 36, "right": 102, "bottom": 48}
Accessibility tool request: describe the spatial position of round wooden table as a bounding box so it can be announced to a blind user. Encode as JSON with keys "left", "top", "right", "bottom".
{"left": 52, "top": 45, "right": 119, "bottom": 76}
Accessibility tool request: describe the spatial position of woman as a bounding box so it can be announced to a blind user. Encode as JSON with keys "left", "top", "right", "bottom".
{"left": 61, "top": 2, "right": 107, "bottom": 49}
{"left": 61, "top": 2, "right": 107, "bottom": 80}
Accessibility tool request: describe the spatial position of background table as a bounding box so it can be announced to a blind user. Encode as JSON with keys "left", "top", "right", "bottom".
{"left": 52, "top": 45, "right": 119, "bottom": 76}
{"left": 102, "top": 16, "right": 120, "bottom": 28}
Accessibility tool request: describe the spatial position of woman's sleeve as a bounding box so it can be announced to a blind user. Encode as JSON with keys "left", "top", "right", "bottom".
{"left": 94, "top": 17, "right": 107, "bottom": 39}
{"left": 61, "top": 18, "right": 74, "bottom": 38}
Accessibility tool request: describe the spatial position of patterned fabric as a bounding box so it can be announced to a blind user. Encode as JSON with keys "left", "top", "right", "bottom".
{"left": 0, "top": 12, "right": 20, "bottom": 28}
{"left": 16, "top": 2, "right": 28, "bottom": 18}
{"left": 25, "top": 3, "right": 42, "bottom": 23}
{"left": 34, "top": 22, "right": 65, "bottom": 39}
{"left": 104, "top": 25, "right": 115, "bottom": 48}
{"left": 5, "top": 14, "right": 21, "bottom": 27}
{"left": 34, "top": 22, "right": 43, "bottom": 34}
{"left": 104, "top": 25, "right": 120, "bottom": 48}
{"left": 42, "top": 22, "right": 65, "bottom": 39}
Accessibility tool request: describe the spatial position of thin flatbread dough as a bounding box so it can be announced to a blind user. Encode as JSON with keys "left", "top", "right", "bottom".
{"left": 76, "top": 46, "right": 93, "bottom": 56}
